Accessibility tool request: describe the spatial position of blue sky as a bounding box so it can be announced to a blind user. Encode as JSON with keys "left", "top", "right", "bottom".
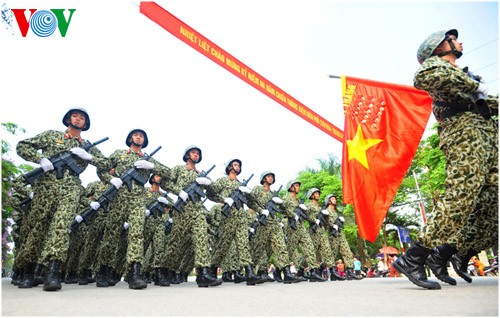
{"left": 1, "top": 0, "right": 498, "bottom": 191}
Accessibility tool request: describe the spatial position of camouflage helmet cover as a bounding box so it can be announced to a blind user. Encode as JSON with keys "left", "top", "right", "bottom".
{"left": 306, "top": 187, "right": 320, "bottom": 199}
{"left": 62, "top": 108, "right": 91, "bottom": 131}
{"left": 183, "top": 145, "right": 202, "bottom": 163}
{"left": 417, "top": 29, "right": 458, "bottom": 64}
{"left": 225, "top": 158, "right": 242, "bottom": 175}
{"left": 324, "top": 194, "right": 335, "bottom": 205}
{"left": 286, "top": 179, "right": 301, "bottom": 192}
{"left": 260, "top": 171, "right": 275, "bottom": 185}
{"left": 126, "top": 129, "right": 148, "bottom": 148}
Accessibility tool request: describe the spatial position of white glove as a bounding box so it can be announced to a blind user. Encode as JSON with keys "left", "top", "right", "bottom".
{"left": 145, "top": 209, "right": 151, "bottom": 217}
{"left": 239, "top": 186, "right": 251, "bottom": 194}
{"left": 29, "top": 192, "right": 34, "bottom": 199}
{"left": 134, "top": 160, "right": 154, "bottom": 170}
{"left": 157, "top": 196, "right": 169, "bottom": 205}
{"left": 249, "top": 228, "right": 255, "bottom": 233}
{"left": 476, "top": 83, "right": 489, "bottom": 96}
{"left": 333, "top": 224, "right": 339, "bottom": 230}
{"left": 299, "top": 204, "right": 307, "bottom": 211}
{"left": 167, "top": 193, "right": 178, "bottom": 202}
{"left": 90, "top": 201, "right": 100, "bottom": 210}
{"left": 75, "top": 215, "right": 83, "bottom": 223}
{"left": 110, "top": 177, "right": 123, "bottom": 189}
{"left": 196, "top": 177, "right": 212, "bottom": 186}
{"left": 179, "top": 190, "right": 188, "bottom": 202}
{"left": 40, "top": 158, "right": 54, "bottom": 172}
{"left": 315, "top": 219, "right": 320, "bottom": 225}
{"left": 167, "top": 218, "right": 173, "bottom": 224}
{"left": 339, "top": 216, "right": 345, "bottom": 223}
{"left": 71, "top": 147, "right": 93, "bottom": 161}
{"left": 224, "top": 197, "right": 234, "bottom": 207}
{"left": 272, "top": 197, "right": 283, "bottom": 204}
{"left": 294, "top": 214, "right": 299, "bottom": 221}
{"left": 123, "top": 221, "right": 129, "bottom": 230}
{"left": 261, "top": 209, "right": 269, "bottom": 217}
{"left": 321, "top": 209, "right": 330, "bottom": 215}
{"left": 279, "top": 222, "right": 284, "bottom": 228}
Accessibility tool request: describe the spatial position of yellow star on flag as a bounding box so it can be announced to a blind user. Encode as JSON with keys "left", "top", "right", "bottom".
{"left": 347, "top": 124, "right": 383, "bottom": 169}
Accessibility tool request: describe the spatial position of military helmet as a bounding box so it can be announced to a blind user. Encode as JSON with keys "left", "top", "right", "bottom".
{"left": 286, "top": 179, "right": 301, "bottom": 192}
{"left": 149, "top": 173, "right": 160, "bottom": 185}
{"left": 126, "top": 129, "right": 148, "bottom": 148}
{"left": 62, "top": 108, "right": 90, "bottom": 131}
{"left": 324, "top": 194, "right": 335, "bottom": 205}
{"left": 183, "top": 145, "right": 202, "bottom": 163}
{"left": 417, "top": 29, "right": 459, "bottom": 64}
{"left": 260, "top": 171, "right": 275, "bottom": 185}
{"left": 306, "top": 187, "right": 320, "bottom": 199}
{"left": 225, "top": 158, "right": 242, "bottom": 175}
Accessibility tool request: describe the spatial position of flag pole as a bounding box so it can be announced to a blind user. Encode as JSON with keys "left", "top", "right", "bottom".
{"left": 397, "top": 226, "right": 405, "bottom": 253}
{"left": 412, "top": 170, "right": 427, "bottom": 225}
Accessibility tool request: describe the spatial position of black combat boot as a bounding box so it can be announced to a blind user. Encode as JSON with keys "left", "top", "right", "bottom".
{"left": 181, "top": 272, "right": 189, "bottom": 282}
{"left": 78, "top": 269, "right": 88, "bottom": 285}
{"left": 87, "top": 269, "right": 95, "bottom": 283}
{"left": 391, "top": 241, "right": 441, "bottom": 290}
{"left": 329, "top": 266, "right": 346, "bottom": 281}
{"left": 345, "top": 268, "right": 363, "bottom": 280}
{"left": 258, "top": 269, "right": 275, "bottom": 282}
{"left": 209, "top": 266, "right": 223, "bottom": 286}
{"left": 43, "top": 259, "right": 62, "bottom": 291}
{"left": 233, "top": 269, "right": 247, "bottom": 283}
{"left": 11, "top": 268, "right": 21, "bottom": 286}
{"left": 273, "top": 267, "right": 283, "bottom": 282}
{"left": 245, "top": 265, "right": 267, "bottom": 285}
{"left": 222, "top": 271, "right": 234, "bottom": 282}
{"left": 107, "top": 267, "right": 119, "bottom": 286}
{"left": 18, "top": 263, "right": 35, "bottom": 288}
{"left": 154, "top": 268, "right": 170, "bottom": 286}
{"left": 309, "top": 268, "right": 327, "bottom": 282}
{"left": 128, "top": 262, "right": 147, "bottom": 290}
{"left": 282, "top": 265, "right": 301, "bottom": 284}
{"left": 96, "top": 264, "right": 109, "bottom": 287}
{"left": 295, "top": 268, "right": 308, "bottom": 282}
{"left": 33, "top": 263, "right": 45, "bottom": 286}
{"left": 65, "top": 271, "right": 78, "bottom": 284}
{"left": 196, "top": 267, "right": 216, "bottom": 287}
{"left": 450, "top": 249, "right": 478, "bottom": 283}
{"left": 425, "top": 244, "right": 458, "bottom": 285}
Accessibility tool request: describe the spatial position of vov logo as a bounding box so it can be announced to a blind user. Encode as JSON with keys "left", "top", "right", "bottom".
{"left": 11, "top": 8, "right": 76, "bottom": 37}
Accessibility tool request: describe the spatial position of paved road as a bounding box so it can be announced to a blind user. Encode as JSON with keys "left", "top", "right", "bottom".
{"left": 2, "top": 276, "right": 498, "bottom": 316}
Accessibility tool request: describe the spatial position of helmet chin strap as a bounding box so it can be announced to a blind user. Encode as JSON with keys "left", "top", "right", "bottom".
{"left": 437, "top": 37, "right": 462, "bottom": 59}
{"left": 70, "top": 123, "right": 83, "bottom": 131}
{"left": 132, "top": 141, "right": 143, "bottom": 147}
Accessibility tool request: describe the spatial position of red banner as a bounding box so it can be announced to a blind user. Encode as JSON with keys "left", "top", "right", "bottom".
{"left": 341, "top": 76, "right": 432, "bottom": 242}
{"left": 139, "top": 1, "right": 344, "bottom": 142}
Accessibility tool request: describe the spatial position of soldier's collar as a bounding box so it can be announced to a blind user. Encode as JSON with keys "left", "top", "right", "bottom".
{"left": 126, "top": 149, "right": 144, "bottom": 157}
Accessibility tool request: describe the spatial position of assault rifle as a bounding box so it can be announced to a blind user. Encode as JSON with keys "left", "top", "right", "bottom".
{"left": 69, "top": 146, "right": 161, "bottom": 234}
{"left": 23, "top": 137, "right": 109, "bottom": 186}
{"left": 310, "top": 201, "right": 330, "bottom": 233}
{"left": 147, "top": 192, "right": 171, "bottom": 219}
{"left": 288, "top": 195, "right": 308, "bottom": 230}
{"left": 329, "top": 205, "right": 346, "bottom": 237}
{"left": 164, "top": 214, "right": 174, "bottom": 236}
{"left": 121, "top": 146, "right": 162, "bottom": 192}
{"left": 19, "top": 196, "right": 33, "bottom": 213}
{"left": 172, "top": 164, "right": 216, "bottom": 213}
{"left": 464, "top": 66, "right": 491, "bottom": 119}
{"left": 258, "top": 185, "right": 283, "bottom": 225}
{"left": 221, "top": 173, "right": 254, "bottom": 218}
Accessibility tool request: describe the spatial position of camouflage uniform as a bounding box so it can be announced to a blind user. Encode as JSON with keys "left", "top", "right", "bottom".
{"left": 414, "top": 55, "right": 498, "bottom": 254}
{"left": 161, "top": 164, "right": 212, "bottom": 269}
{"left": 206, "top": 176, "right": 254, "bottom": 270}
{"left": 305, "top": 200, "right": 334, "bottom": 268}
{"left": 16, "top": 130, "right": 110, "bottom": 266}
{"left": 327, "top": 205, "right": 354, "bottom": 268}
{"left": 143, "top": 189, "right": 170, "bottom": 272}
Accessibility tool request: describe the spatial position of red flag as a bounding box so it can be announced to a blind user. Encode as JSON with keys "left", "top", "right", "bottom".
{"left": 341, "top": 76, "right": 432, "bottom": 242}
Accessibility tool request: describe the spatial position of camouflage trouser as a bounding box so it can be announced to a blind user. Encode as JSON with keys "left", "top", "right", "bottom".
{"left": 419, "top": 124, "right": 498, "bottom": 254}
{"left": 309, "top": 227, "right": 334, "bottom": 268}
{"left": 252, "top": 218, "right": 290, "bottom": 269}
{"left": 211, "top": 209, "right": 253, "bottom": 269}
{"left": 220, "top": 240, "right": 239, "bottom": 272}
{"left": 97, "top": 188, "right": 146, "bottom": 269}
{"left": 78, "top": 212, "right": 107, "bottom": 273}
{"left": 17, "top": 176, "right": 81, "bottom": 266}
{"left": 164, "top": 202, "right": 211, "bottom": 268}
{"left": 150, "top": 214, "right": 169, "bottom": 268}
{"left": 65, "top": 226, "right": 86, "bottom": 273}
{"left": 285, "top": 222, "right": 318, "bottom": 269}
{"left": 329, "top": 232, "right": 354, "bottom": 268}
